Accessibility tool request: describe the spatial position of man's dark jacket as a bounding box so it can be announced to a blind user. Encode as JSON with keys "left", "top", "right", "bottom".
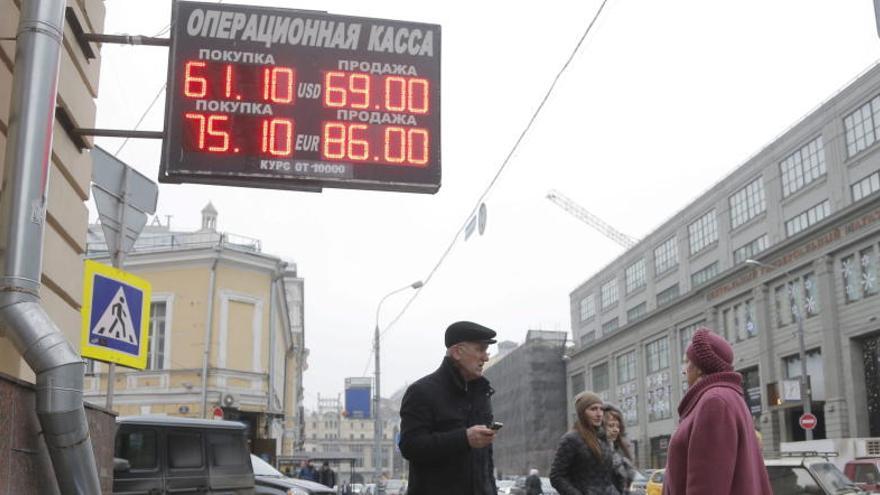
{"left": 399, "top": 357, "right": 496, "bottom": 495}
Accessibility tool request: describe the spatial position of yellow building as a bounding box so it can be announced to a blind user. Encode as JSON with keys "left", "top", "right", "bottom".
{"left": 84, "top": 204, "right": 307, "bottom": 457}
{"left": 0, "top": 0, "right": 104, "bottom": 382}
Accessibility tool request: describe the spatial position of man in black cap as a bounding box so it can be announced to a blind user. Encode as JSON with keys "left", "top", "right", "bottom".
{"left": 399, "top": 321, "right": 499, "bottom": 495}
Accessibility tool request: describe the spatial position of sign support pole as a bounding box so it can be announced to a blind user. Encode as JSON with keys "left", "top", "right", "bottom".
{"left": 106, "top": 164, "right": 130, "bottom": 411}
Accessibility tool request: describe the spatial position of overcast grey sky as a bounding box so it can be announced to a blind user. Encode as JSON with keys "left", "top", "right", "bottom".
{"left": 93, "top": 0, "right": 880, "bottom": 409}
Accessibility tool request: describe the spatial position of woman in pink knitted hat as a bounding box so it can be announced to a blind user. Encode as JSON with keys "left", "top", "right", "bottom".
{"left": 663, "top": 328, "right": 772, "bottom": 495}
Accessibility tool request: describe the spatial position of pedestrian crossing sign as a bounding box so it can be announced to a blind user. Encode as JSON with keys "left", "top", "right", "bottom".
{"left": 80, "top": 260, "right": 152, "bottom": 369}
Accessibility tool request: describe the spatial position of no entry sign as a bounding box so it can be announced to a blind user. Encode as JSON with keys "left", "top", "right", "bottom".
{"left": 799, "top": 412, "right": 818, "bottom": 431}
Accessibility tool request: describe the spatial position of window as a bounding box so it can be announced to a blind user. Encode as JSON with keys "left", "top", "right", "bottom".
{"left": 168, "top": 432, "right": 204, "bottom": 469}
{"left": 688, "top": 210, "right": 718, "bottom": 255}
{"left": 579, "top": 294, "right": 596, "bottom": 321}
{"left": 646, "top": 336, "right": 669, "bottom": 373}
{"left": 842, "top": 248, "right": 878, "bottom": 303}
{"left": 570, "top": 372, "right": 585, "bottom": 397}
{"left": 844, "top": 94, "right": 880, "bottom": 157}
{"left": 602, "top": 318, "right": 619, "bottom": 335}
{"left": 627, "top": 302, "right": 647, "bottom": 323}
{"left": 691, "top": 262, "right": 719, "bottom": 288}
{"left": 115, "top": 429, "right": 158, "bottom": 470}
{"left": 601, "top": 279, "right": 619, "bottom": 309}
{"left": 592, "top": 362, "right": 609, "bottom": 392}
{"left": 209, "top": 431, "right": 247, "bottom": 471}
{"left": 617, "top": 350, "right": 637, "bottom": 383}
{"left": 852, "top": 171, "right": 880, "bottom": 202}
{"left": 775, "top": 273, "right": 820, "bottom": 325}
{"left": 657, "top": 284, "right": 680, "bottom": 307}
{"left": 581, "top": 330, "right": 596, "bottom": 346}
{"left": 147, "top": 301, "right": 167, "bottom": 370}
{"left": 729, "top": 177, "right": 766, "bottom": 228}
{"left": 780, "top": 136, "right": 826, "bottom": 197}
{"left": 625, "top": 259, "right": 647, "bottom": 294}
{"left": 654, "top": 236, "right": 679, "bottom": 276}
{"left": 785, "top": 200, "right": 831, "bottom": 237}
{"left": 678, "top": 321, "right": 703, "bottom": 361}
{"left": 733, "top": 234, "right": 770, "bottom": 264}
{"left": 784, "top": 349, "right": 825, "bottom": 401}
{"left": 723, "top": 299, "right": 757, "bottom": 342}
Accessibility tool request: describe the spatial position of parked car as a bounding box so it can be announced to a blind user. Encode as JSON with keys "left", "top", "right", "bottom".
{"left": 645, "top": 468, "right": 664, "bottom": 495}
{"left": 845, "top": 458, "right": 880, "bottom": 493}
{"left": 385, "top": 478, "right": 408, "bottom": 495}
{"left": 113, "top": 415, "right": 255, "bottom": 494}
{"left": 497, "top": 479, "right": 516, "bottom": 494}
{"left": 251, "top": 455, "right": 335, "bottom": 494}
{"left": 765, "top": 453, "right": 869, "bottom": 494}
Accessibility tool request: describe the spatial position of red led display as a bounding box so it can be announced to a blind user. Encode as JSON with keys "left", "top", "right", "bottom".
{"left": 161, "top": 1, "right": 441, "bottom": 194}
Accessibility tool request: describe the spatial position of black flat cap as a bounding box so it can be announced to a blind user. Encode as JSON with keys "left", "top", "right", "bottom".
{"left": 445, "top": 321, "right": 497, "bottom": 348}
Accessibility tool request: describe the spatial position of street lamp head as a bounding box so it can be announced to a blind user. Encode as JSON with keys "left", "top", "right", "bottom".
{"left": 744, "top": 258, "right": 764, "bottom": 268}
{"left": 411, "top": 281, "right": 424, "bottom": 289}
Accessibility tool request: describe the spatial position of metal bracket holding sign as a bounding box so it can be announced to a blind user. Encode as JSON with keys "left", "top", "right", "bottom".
{"left": 159, "top": 1, "right": 441, "bottom": 194}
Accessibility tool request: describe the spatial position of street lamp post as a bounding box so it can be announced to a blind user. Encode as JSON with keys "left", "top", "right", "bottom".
{"left": 746, "top": 259, "right": 813, "bottom": 441}
{"left": 374, "top": 280, "right": 423, "bottom": 485}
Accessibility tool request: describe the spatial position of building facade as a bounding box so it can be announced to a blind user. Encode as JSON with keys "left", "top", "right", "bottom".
{"left": 84, "top": 205, "right": 307, "bottom": 458}
{"left": 567, "top": 62, "right": 880, "bottom": 469}
{"left": 0, "top": 1, "right": 118, "bottom": 493}
{"left": 483, "top": 330, "right": 568, "bottom": 477}
{"left": 302, "top": 395, "right": 402, "bottom": 483}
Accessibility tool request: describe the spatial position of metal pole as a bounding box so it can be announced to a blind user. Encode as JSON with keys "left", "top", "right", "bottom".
{"left": 372, "top": 281, "right": 422, "bottom": 484}
{"left": 106, "top": 164, "right": 130, "bottom": 410}
{"left": 201, "top": 250, "right": 220, "bottom": 417}
{"left": 793, "top": 281, "right": 813, "bottom": 441}
{"left": 748, "top": 260, "right": 814, "bottom": 441}
{"left": 374, "top": 321, "right": 382, "bottom": 484}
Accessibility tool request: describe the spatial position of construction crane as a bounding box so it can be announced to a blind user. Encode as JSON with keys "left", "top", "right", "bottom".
{"left": 546, "top": 189, "right": 638, "bottom": 249}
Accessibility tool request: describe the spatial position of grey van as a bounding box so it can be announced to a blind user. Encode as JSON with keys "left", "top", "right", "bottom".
{"left": 113, "top": 415, "right": 255, "bottom": 494}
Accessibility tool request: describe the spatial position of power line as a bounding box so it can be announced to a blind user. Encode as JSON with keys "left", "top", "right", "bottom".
{"left": 362, "top": 0, "right": 614, "bottom": 371}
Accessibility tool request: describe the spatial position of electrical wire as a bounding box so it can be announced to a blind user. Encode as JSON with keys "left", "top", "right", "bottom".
{"left": 359, "top": 0, "right": 613, "bottom": 375}
{"left": 113, "top": 83, "right": 166, "bottom": 156}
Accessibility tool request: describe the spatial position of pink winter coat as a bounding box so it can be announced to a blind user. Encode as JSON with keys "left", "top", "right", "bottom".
{"left": 663, "top": 372, "right": 772, "bottom": 495}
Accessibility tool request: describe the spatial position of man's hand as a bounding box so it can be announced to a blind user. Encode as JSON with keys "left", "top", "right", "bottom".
{"left": 466, "top": 425, "right": 496, "bottom": 449}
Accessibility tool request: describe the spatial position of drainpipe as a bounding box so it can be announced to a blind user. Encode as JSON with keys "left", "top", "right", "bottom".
{"left": 201, "top": 248, "right": 221, "bottom": 417}
{"left": 0, "top": 0, "right": 101, "bottom": 493}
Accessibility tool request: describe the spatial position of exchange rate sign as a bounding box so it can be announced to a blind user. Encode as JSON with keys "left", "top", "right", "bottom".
{"left": 160, "top": 1, "right": 441, "bottom": 193}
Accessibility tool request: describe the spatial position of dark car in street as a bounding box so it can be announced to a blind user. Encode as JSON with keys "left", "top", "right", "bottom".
{"left": 113, "top": 415, "right": 255, "bottom": 494}
{"left": 251, "top": 454, "right": 335, "bottom": 494}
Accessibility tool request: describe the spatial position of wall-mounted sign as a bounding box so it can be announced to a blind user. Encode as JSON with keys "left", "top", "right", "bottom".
{"left": 161, "top": 1, "right": 442, "bottom": 193}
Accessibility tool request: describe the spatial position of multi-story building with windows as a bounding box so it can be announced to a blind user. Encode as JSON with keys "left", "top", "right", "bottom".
{"left": 302, "top": 394, "right": 402, "bottom": 483}
{"left": 567, "top": 62, "right": 880, "bottom": 469}
{"left": 84, "top": 204, "right": 307, "bottom": 459}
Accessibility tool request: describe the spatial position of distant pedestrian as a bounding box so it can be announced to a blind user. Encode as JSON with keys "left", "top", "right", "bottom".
{"left": 525, "top": 468, "right": 543, "bottom": 495}
{"left": 297, "top": 460, "right": 318, "bottom": 481}
{"left": 663, "top": 328, "right": 772, "bottom": 495}
{"left": 399, "top": 321, "right": 499, "bottom": 495}
{"left": 550, "top": 391, "right": 620, "bottom": 495}
{"left": 318, "top": 461, "right": 337, "bottom": 488}
{"left": 603, "top": 404, "right": 636, "bottom": 494}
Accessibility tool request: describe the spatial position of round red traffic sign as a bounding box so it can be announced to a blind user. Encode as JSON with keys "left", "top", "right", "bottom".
{"left": 799, "top": 412, "right": 818, "bottom": 430}
{"left": 212, "top": 406, "right": 224, "bottom": 421}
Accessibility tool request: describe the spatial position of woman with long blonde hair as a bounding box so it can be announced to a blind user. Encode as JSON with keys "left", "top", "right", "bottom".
{"left": 550, "top": 391, "right": 620, "bottom": 495}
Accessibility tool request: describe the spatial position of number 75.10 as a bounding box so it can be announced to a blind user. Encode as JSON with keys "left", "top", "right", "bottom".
{"left": 184, "top": 113, "right": 294, "bottom": 157}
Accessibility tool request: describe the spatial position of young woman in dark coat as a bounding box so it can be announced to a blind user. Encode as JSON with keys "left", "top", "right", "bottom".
{"left": 603, "top": 404, "right": 636, "bottom": 494}
{"left": 550, "top": 391, "right": 620, "bottom": 495}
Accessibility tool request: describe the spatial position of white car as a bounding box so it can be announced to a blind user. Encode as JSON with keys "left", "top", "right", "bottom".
{"left": 765, "top": 453, "right": 869, "bottom": 494}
